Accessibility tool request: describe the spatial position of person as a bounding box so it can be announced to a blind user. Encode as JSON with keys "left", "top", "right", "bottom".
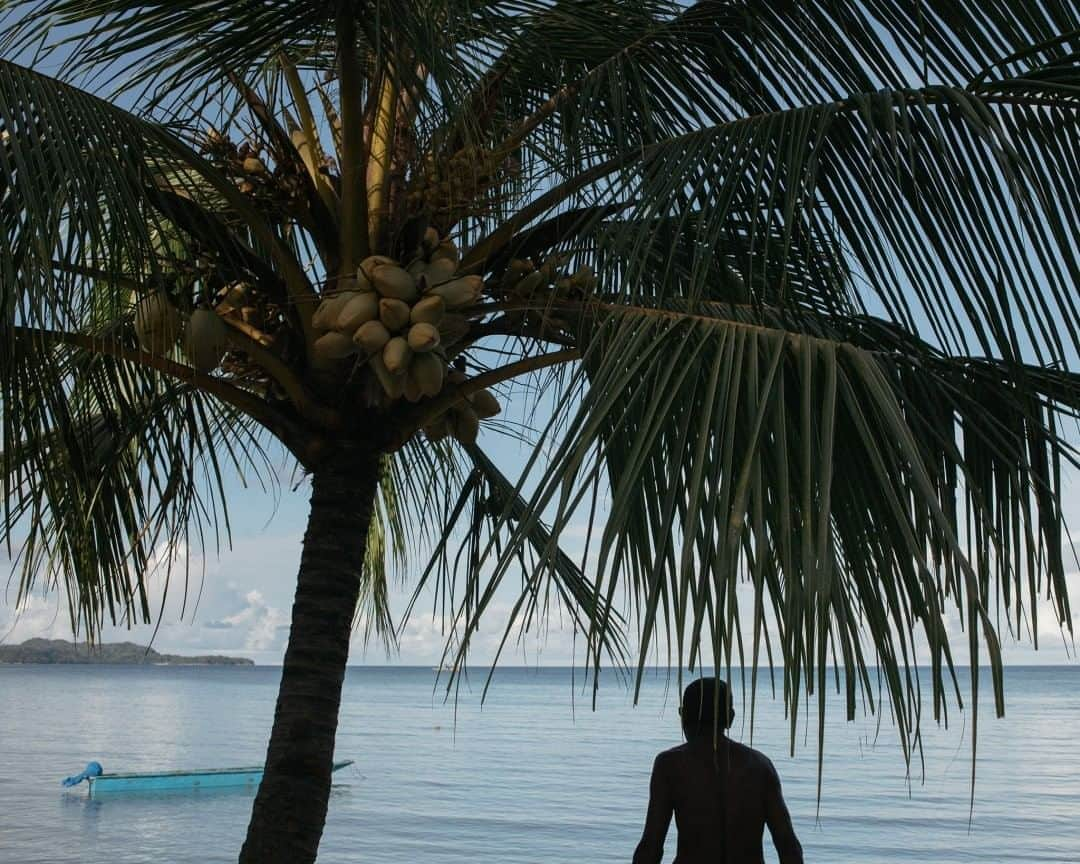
{"left": 632, "top": 678, "right": 803, "bottom": 864}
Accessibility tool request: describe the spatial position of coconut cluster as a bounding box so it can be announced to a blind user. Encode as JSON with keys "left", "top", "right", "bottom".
{"left": 311, "top": 229, "right": 502, "bottom": 443}
{"left": 200, "top": 129, "right": 309, "bottom": 210}
{"left": 419, "top": 368, "right": 500, "bottom": 445}
{"left": 131, "top": 228, "right": 503, "bottom": 446}
{"left": 493, "top": 254, "right": 597, "bottom": 339}
{"left": 407, "top": 146, "right": 520, "bottom": 224}
{"left": 501, "top": 254, "right": 597, "bottom": 299}
{"left": 134, "top": 292, "right": 230, "bottom": 374}
{"left": 311, "top": 230, "right": 479, "bottom": 391}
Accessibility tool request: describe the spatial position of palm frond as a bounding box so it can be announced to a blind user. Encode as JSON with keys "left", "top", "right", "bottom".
{"left": 356, "top": 437, "right": 470, "bottom": 650}
{"left": 0, "top": 59, "right": 313, "bottom": 331}
{"left": 0, "top": 0, "right": 1076, "bottom": 808}
{"left": 1, "top": 334, "right": 281, "bottom": 636}
{"left": 468, "top": 298, "right": 1079, "bottom": 770}
{"left": 477, "top": 74, "right": 1080, "bottom": 369}
{"left": 403, "top": 439, "right": 629, "bottom": 696}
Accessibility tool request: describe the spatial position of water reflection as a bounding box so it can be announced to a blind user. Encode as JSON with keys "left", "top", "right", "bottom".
{"left": 83, "top": 785, "right": 259, "bottom": 802}
{"left": 2, "top": 664, "right": 1078, "bottom": 864}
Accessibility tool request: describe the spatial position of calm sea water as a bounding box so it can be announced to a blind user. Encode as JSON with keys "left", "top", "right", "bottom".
{"left": 0, "top": 664, "right": 1077, "bottom": 863}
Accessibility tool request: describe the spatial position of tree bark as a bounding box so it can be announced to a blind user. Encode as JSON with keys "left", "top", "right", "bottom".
{"left": 239, "top": 446, "right": 380, "bottom": 864}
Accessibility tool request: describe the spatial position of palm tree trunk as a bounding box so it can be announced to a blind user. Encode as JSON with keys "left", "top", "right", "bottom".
{"left": 239, "top": 447, "right": 380, "bottom": 864}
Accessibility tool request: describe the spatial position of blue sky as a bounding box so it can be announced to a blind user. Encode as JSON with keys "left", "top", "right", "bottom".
{"left": 0, "top": 8, "right": 1076, "bottom": 671}
{"left": 3, "top": 414, "right": 1077, "bottom": 669}
{"left": 0, "top": 428, "right": 591, "bottom": 665}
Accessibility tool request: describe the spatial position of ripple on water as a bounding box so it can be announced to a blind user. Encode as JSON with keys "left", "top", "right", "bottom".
{"left": 1, "top": 664, "right": 1078, "bottom": 863}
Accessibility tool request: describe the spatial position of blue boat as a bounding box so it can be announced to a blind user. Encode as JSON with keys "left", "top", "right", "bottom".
{"left": 62, "top": 760, "right": 354, "bottom": 796}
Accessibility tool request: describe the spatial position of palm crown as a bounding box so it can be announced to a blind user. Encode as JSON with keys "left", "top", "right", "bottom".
{"left": 1, "top": 2, "right": 1078, "bottom": 862}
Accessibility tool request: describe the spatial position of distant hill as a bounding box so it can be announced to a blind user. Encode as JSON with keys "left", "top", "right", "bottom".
{"left": 0, "top": 638, "right": 254, "bottom": 666}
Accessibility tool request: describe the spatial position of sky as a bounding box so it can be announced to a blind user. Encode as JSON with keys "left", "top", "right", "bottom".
{"left": 0, "top": 429, "right": 596, "bottom": 666}
{"left": 0, "top": 9, "right": 1077, "bottom": 673}
{"left": 2, "top": 419, "right": 1078, "bottom": 670}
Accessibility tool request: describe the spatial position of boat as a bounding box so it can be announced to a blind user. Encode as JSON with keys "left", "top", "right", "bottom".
{"left": 62, "top": 760, "right": 354, "bottom": 795}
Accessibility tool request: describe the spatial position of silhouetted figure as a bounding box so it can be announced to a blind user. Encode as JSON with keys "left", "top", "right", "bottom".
{"left": 632, "top": 678, "right": 803, "bottom": 864}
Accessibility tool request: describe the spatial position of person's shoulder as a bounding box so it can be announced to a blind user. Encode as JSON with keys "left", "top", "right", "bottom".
{"left": 652, "top": 743, "right": 692, "bottom": 769}
{"left": 655, "top": 743, "right": 691, "bottom": 762}
{"left": 730, "top": 741, "right": 781, "bottom": 779}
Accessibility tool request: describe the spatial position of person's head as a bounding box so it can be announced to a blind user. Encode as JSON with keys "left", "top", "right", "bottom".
{"left": 680, "top": 677, "right": 734, "bottom": 740}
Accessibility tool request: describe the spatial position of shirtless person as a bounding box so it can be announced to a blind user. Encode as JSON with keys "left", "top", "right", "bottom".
{"left": 632, "top": 678, "right": 803, "bottom": 864}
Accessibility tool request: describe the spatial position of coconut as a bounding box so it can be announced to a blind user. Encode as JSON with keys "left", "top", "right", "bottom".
{"left": 501, "top": 258, "right": 534, "bottom": 290}
{"left": 407, "top": 322, "right": 440, "bottom": 353}
{"left": 382, "top": 336, "right": 413, "bottom": 376}
{"left": 353, "top": 319, "right": 391, "bottom": 356}
{"left": 313, "top": 292, "right": 356, "bottom": 330}
{"left": 571, "top": 264, "right": 596, "bottom": 290}
{"left": 430, "top": 239, "right": 459, "bottom": 267}
{"left": 371, "top": 263, "right": 418, "bottom": 302}
{"left": 355, "top": 267, "right": 374, "bottom": 293}
{"left": 469, "top": 388, "right": 501, "bottom": 420}
{"left": 423, "top": 415, "right": 451, "bottom": 442}
{"left": 539, "top": 252, "right": 567, "bottom": 279}
{"left": 428, "top": 275, "right": 483, "bottom": 308}
{"left": 359, "top": 255, "right": 397, "bottom": 281}
{"left": 410, "top": 295, "right": 445, "bottom": 326}
{"left": 312, "top": 330, "right": 357, "bottom": 362}
{"left": 335, "top": 292, "right": 379, "bottom": 332}
{"left": 412, "top": 352, "right": 446, "bottom": 397}
{"left": 369, "top": 353, "right": 404, "bottom": 399}
{"left": 406, "top": 257, "right": 428, "bottom": 280}
{"left": 512, "top": 269, "right": 547, "bottom": 297}
{"left": 379, "top": 298, "right": 412, "bottom": 332}
{"left": 134, "top": 292, "right": 181, "bottom": 353}
{"left": 421, "top": 256, "right": 457, "bottom": 287}
{"left": 421, "top": 227, "right": 440, "bottom": 254}
{"left": 242, "top": 156, "right": 266, "bottom": 174}
{"left": 403, "top": 371, "right": 423, "bottom": 403}
{"left": 185, "top": 309, "right": 229, "bottom": 373}
{"left": 450, "top": 404, "right": 480, "bottom": 446}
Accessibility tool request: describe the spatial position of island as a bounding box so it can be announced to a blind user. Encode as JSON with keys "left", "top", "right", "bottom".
{"left": 0, "top": 638, "right": 254, "bottom": 666}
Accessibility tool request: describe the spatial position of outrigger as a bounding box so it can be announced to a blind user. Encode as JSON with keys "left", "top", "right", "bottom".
{"left": 61, "top": 760, "right": 354, "bottom": 795}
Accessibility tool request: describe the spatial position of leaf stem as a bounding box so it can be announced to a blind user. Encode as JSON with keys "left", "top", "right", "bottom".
{"left": 14, "top": 326, "right": 308, "bottom": 457}
{"left": 337, "top": 5, "right": 369, "bottom": 277}
{"left": 280, "top": 51, "right": 338, "bottom": 217}
{"left": 366, "top": 70, "right": 398, "bottom": 251}
{"left": 221, "top": 323, "right": 342, "bottom": 430}
{"left": 388, "top": 348, "right": 579, "bottom": 449}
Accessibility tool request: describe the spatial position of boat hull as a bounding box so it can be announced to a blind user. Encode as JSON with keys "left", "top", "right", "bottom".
{"left": 86, "top": 760, "right": 353, "bottom": 795}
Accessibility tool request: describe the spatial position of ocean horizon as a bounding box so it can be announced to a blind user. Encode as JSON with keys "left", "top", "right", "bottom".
{"left": 1, "top": 663, "right": 1077, "bottom": 863}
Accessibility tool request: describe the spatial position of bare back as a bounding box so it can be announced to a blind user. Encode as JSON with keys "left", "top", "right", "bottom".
{"left": 632, "top": 738, "right": 803, "bottom": 864}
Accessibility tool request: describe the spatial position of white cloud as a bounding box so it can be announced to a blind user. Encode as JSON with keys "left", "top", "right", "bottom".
{"left": 0, "top": 530, "right": 301, "bottom": 660}
{"left": 3, "top": 450, "right": 1078, "bottom": 673}
{"left": 0, "top": 593, "right": 72, "bottom": 643}
{"left": 217, "top": 590, "right": 289, "bottom": 651}
{"left": 379, "top": 597, "right": 585, "bottom": 667}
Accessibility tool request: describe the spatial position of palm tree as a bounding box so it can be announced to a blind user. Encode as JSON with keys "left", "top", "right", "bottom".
{"left": 1, "top": 0, "right": 1078, "bottom": 860}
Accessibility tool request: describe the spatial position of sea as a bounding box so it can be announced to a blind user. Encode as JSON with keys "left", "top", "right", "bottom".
{"left": 0, "top": 664, "right": 1077, "bottom": 864}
